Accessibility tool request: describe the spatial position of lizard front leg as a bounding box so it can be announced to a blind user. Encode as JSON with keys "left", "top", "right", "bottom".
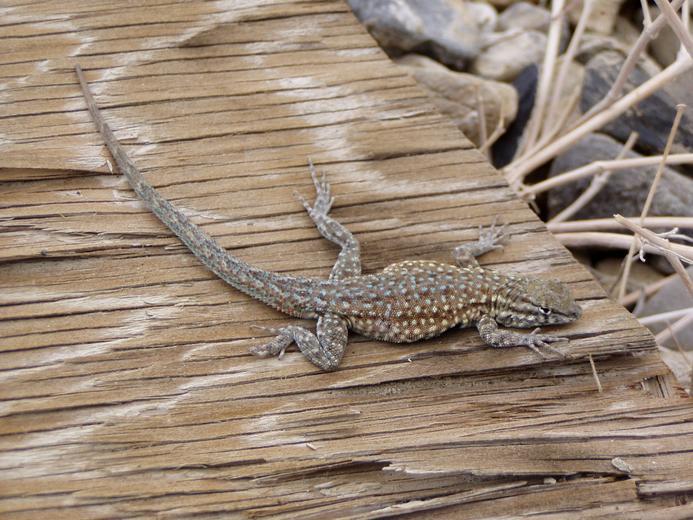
{"left": 453, "top": 219, "right": 509, "bottom": 268}
{"left": 250, "top": 313, "right": 348, "bottom": 371}
{"left": 298, "top": 160, "right": 361, "bottom": 280}
{"left": 476, "top": 315, "right": 566, "bottom": 358}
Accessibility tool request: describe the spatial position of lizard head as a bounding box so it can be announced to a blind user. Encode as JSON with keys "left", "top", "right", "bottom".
{"left": 495, "top": 277, "right": 582, "bottom": 329}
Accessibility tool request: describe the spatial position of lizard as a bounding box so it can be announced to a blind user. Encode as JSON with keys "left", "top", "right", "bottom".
{"left": 75, "top": 64, "right": 582, "bottom": 372}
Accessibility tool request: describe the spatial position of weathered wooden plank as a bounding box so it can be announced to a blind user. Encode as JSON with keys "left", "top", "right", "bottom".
{"left": 0, "top": 0, "right": 690, "bottom": 518}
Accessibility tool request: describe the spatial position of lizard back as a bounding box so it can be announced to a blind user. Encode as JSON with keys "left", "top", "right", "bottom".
{"left": 318, "top": 260, "right": 505, "bottom": 343}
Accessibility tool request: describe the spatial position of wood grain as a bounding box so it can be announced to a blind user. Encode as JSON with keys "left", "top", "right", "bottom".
{"left": 0, "top": 1, "right": 690, "bottom": 517}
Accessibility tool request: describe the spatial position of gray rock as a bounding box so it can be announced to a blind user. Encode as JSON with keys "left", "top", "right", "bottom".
{"left": 485, "top": 0, "right": 520, "bottom": 7}
{"left": 498, "top": 2, "right": 550, "bottom": 32}
{"left": 576, "top": 35, "right": 661, "bottom": 76}
{"left": 471, "top": 30, "right": 547, "bottom": 81}
{"left": 496, "top": 1, "right": 568, "bottom": 50}
{"left": 568, "top": 0, "right": 626, "bottom": 35}
{"left": 635, "top": 6, "right": 693, "bottom": 67}
{"left": 395, "top": 54, "right": 517, "bottom": 147}
{"left": 547, "top": 133, "right": 693, "bottom": 224}
{"left": 347, "top": 0, "right": 494, "bottom": 69}
{"left": 581, "top": 51, "right": 693, "bottom": 156}
{"left": 638, "top": 266, "right": 693, "bottom": 349}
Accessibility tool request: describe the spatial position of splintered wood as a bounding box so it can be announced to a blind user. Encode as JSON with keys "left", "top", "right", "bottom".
{"left": 0, "top": 1, "right": 691, "bottom": 518}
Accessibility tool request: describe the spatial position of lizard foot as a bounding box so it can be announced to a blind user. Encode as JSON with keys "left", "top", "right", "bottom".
{"left": 305, "top": 158, "right": 334, "bottom": 216}
{"left": 521, "top": 328, "right": 567, "bottom": 359}
{"left": 477, "top": 218, "right": 509, "bottom": 253}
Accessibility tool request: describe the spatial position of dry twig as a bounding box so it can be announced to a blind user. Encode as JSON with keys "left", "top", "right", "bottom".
{"left": 554, "top": 231, "right": 693, "bottom": 259}
{"left": 655, "top": 314, "right": 693, "bottom": 345}
{"left": 476, "top": 85, "right": 488, "bottom": 150}
{"left": 548, "top": 216, "right": 693, "bottom": 233}
{"left": 479, "top": 110, "right": 506, "bottom": 154}
{"left": 620, "top": 272, "right": 680, "bottom": 307}
{"left": 614, "top": 215, "right": 693, "bottom": 296}
{"left": 522, "top": 153, "right": 693, "bottom": 196}
{"left": 569, "top": 0, "right": 686, "bottom": 128}
{"left": 519, "top": 0, "right": 566, "bottom": 155}
{"left": 654, "top": 0, "right": 693, "bottom": 58}
{"left": 639, "top": 307, "right": 693, "bottom": 326}
{"left": 544, "top": 0, "right": 594, "bottom": 136}
{"left": 616, "top": 104, "right": 687, "bottom": 300}
{"left": 588, "top": 354, "right": 603, "bottom": 393}
{"left": 507, "top": 58, "right": 693, "bottom": 186}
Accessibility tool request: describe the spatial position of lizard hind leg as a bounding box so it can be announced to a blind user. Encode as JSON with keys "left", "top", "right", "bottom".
{"left": 297, "top": 160, "right": 362, "bottom": 280}
{"left": 250, "top": 313, "right": 348, "bottom": 371}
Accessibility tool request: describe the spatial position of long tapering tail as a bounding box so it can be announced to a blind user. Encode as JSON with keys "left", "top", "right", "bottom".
{"left": 75, "top": 65, "right": 320, "bottom": 318}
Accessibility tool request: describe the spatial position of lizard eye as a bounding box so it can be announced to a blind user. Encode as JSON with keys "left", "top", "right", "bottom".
{"left": 539, "top": 307, "right": 552, "bottom": 315}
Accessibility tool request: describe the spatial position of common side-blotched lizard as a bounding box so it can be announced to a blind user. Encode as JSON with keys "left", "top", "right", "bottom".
{"left": 76, "top": 65, "right": 581, "bottom": 371}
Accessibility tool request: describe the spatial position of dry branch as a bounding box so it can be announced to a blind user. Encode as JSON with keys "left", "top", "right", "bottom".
{"left": 519, "top": 0, "right": 565, "bottom": 154}
{"left": 617, "top": 104, "right": 687, "bottom": 300}
{"left": 507, "top": 58, "right": 693, "bottom": 185}
{"left": 620, "top": 272, "right": 680, "bottom": 307}
{"left": 523, "top": 153, "right": 693, "bottom": 196}
{"left": 614, "top": 215, "right": 693, "bottom": 296}
{"left": 544, "top": 0, "right": 594, "bottom": 136}
{"left": 555, "top": 231, "right": 693, "bottom": 258}
{"left": 547, "top": 216, "right": 693, "bottom": 233}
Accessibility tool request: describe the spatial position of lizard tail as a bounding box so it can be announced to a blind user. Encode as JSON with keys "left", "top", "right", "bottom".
{"left": 75, "top": 65, "right": 320, "bottom": 318}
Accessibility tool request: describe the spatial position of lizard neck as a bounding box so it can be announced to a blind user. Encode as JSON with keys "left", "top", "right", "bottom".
{"left": 491, "top": 274, "right": 529, "bottom": 324}
{"left": 454, "top": 267, "right": 499, "bottom": 325}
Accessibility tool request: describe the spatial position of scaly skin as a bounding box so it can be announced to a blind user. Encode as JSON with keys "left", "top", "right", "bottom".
{"left": 76, "top": 65, "right": 582, "bottom": 371}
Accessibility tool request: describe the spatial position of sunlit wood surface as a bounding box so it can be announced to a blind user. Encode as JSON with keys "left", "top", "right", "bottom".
{"left": 1, "top": 1, "right": 691, "bottom": 517}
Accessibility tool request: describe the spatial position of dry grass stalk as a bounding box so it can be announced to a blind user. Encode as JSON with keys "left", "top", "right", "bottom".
{"left": 570, "top": 0, "right": 686, "bottom": 128}
{"left": 588, "top": 354, "right": 603, "bottom": 393}
{"left": 548, "top": 216, "right": 693, "bottom": 233}
{"left": 616, "top": 104, "right": 687, "bottom": 301}
{"left": 654, "top": 0, "right": 693, "bottom": 58}
{"left": 522, "top": 152, "right": 693, "bottom": 196}
{"left": 505, "top": 0, "right": 692, "bottom": 186}
{"left": 614, "top": 215, "right": 693, "bottom": 263}
{"left": 554, "top": 231, "right": 693, "bottom": 259}
{"left": 544, "top": 0, "right": 594, "bottom": 136}
{"left": 620, "top": 272, "right": 680, "bottom": 307}
{"left": 519, "top": 0, "right": 566, "bottom": 155}
{"left": 655, "top": 314, "right": 693, "bottom": 345}
{"left": 549, "top": 132, "right": 638, "bottom": 223}
{"left": 506, "top": 56, "right": 693, "bottom": 185}
{"left": 479, "top": 110, "right": 506, "bottom": 154}
{"left": 640, "top": 0, "right": 653, "bottom": 27}
{"left": 639, "top": 307, "right": 693, "bottom": 326}
{"left": 642, "top": 104, "right": 686, "bottom": 218}
{"left": 614, "top": 215, "right": 693, "bottom": 296}
{"left": 511, "top": 88, "right": 581, "bottom": 176}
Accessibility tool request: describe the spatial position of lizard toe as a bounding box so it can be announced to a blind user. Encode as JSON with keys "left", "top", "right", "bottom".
{"left": 249, "top": 333, "right": 293, "bottom": 358}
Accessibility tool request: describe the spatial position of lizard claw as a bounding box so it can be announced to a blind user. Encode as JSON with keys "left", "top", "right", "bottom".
{"left": 293, "top": 189, "right": 313, "bottom": 213}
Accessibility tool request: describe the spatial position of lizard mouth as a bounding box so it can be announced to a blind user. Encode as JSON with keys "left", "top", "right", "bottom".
{"left": 556, "top": 304, "right": 582, "bottom": 323}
